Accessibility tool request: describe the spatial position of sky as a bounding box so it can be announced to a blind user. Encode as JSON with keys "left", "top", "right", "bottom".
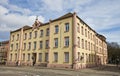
{"left": 0, "top": 0, "right": 120, "bottom": 44}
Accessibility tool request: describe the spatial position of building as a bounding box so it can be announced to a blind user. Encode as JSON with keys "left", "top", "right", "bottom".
{"left": 0, "top": 40, "right": 9, "bottom": 64}
{"left": 7, "top": 12, "right": 107, "bottom": 69}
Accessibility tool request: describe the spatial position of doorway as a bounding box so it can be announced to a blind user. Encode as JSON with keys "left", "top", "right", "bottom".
{"left": 32, "top": 53, "right": 37, "bottom": 65}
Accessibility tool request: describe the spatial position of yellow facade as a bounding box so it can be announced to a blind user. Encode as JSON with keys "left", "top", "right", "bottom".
{"left": 7, "top": 12, "right": 107, "bottom": 69}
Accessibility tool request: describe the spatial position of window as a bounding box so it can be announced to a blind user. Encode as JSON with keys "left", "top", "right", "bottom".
{"left": 45, "top": 53, "right": 48, "bottom": 62}
{"left": 81, "top": 26, "right": 84, "bottom": 35}
{"left": 54, "top": 52, "right": 58, "bottom": 62}
{"left": 34, "top": 41, "right": 36, "bottom": 50}
{"left": 90, "top": 33, "right": 92, "bottom": 40}
{"left": 28, "top": 53, "right": 30, "bottom": 61}
{"left": 16, "top": 43, "right": 18, "bottom": 50}
{"left": 93, "top": 35, "right": 95, "bottom": 41}
{"left": 86, "top": 53, "right": 89, "bottom": 63}
{"left": 39, "top": 41, "right": 43, "bottom": 49}
{"left": 34, "top": 31, "right": 37, "bottom": 38}
{"left": 10, "top": 54, "right": 12, "bottom": 61}
{"left": 17, "top": 34, "right": 19, "bottom": 40}
{"left": 65, "top": 37, "right": 69, "bottom": 47}
{"left": 96, "top": 47, "right": 98, "bottom": 52}
{"left": 29, "top": 32, "right": 32, "bottom": 39}
{"left": 82, "top": 39, "right": 84, "bottom": 49}
{"left": 82, "top": 53, "right": 84, "bottom": 62}
{"left": 15, "top": 53, "right": 17, "bottom": 61}
{"left": 28, "top": 42, "right": 31, "bottom": 50}
{"left": 24, "top": 43, "right": 26, "bottom": 50}
{"left": 89, "top": 54, "right": 90, "bottom": 62}
{"left": 55, "top": 25, "right": 59, "bottom": 34}
{"left": 23, "top": 53, "right": 25, "bottom": 61}
{"left": 88, "top": 42, "right": 90, "bottom": 51}
{"left": 85, "top": 29, "right": 87, "bottom": 37}
{"left": 91, "top": 43, "right": 92, "bottom": 51}
{"left": 64, "top": 52, "right": 69, "bottom": 62}
{"left": 46, "top": 40, "right": 49, "bottom": 48}
{"left": 78, "top": 52, "right": 80, "bottom": 61}
{"left": 65, "top": 23, "right": 69, "bottom": 32}
{"left": 78, "top": 37, "right": 80, "bottom": 47}
{"left": 40, "top": 30, "right": 43, "bottom": 37}
{"left": 12, "top": 35, "right": 14, "bottom": 41}
{"left": 88, "top": 31, "right": 90, "bottom": 39}
{"left": 77, "top": 23, "right": 80, "bottom": 32}
{"left": 24, "top": 33, "right": 27, "bottom": 40}
{"left": 46, "top": 28, "right": 49, "bottom": 36}
{"left": 39, "top": 53, "right": 42, "bottom": 62}
{"left": 11, "top": 44, "right": 13, "bottom": 50}
{"left": 85, "top": 40, "right": 87, "bottom": 50}
{"left": 54, "top": 38, "right": 58, "bottom": 47}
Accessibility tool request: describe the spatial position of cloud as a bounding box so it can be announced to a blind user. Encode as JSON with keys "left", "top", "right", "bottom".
{"left": 0, "top": 0, "right": 8, "bottom": 5}
{"left": 0, "top": 0, "right": 45, "bottom": 41}
{"left": 102, "top": 30, "right": 120, "bottom": 44}
{"left": 0, "top": 0, "right": 120, "bottom": 44}
{"left": 77, "top": 0, "right": 120, "bottom": 31}
{"left": 0, "top": 5, "right": 8, "bottom": 15}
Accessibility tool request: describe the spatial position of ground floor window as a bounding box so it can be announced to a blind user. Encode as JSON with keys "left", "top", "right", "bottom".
{"left": 23, "top": 53, "right": 25, "bottom": 61}
{"left": 54, "top": 52, "right": 58, "bottom": 62}
{"left": 39, "top": 53, "right": 42, "bottom": 62}
{"left": 28, "top": 53, "right": 30, "bottom": 61}
{"left": 15, "top": 53, "right": 17, "bottom": 61}
{"left": 64, "top": 52, "right": 69, "bottom": 62}
{"left": 45, "top": 53, "right": 48, "bottom": 62}
{"left": 10, "top": 54, "right": 12, "bottom": 61}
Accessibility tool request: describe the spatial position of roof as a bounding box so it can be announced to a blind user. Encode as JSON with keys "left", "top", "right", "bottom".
{"left": 51, "top": 12, "right": 73, "bottom": 22}
{"left": 10, "top": 25, "right": 32, "bottom": 33}
{"left": 0, "top": 40, "right": 9, "bottom": 45}
{"left": 9, "top": 12, "right": 106, "bottom": 40}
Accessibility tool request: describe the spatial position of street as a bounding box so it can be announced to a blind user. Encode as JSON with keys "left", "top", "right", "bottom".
{"left": 0, "top": 64, "right": 120, "bottom": 76}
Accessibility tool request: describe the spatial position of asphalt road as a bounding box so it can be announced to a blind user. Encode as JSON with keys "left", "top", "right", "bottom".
{"left": 0, "top": 64, "right": 120, "bottom": 76}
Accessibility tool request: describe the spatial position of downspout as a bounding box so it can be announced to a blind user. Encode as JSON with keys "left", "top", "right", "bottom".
{"left": 18, "top": 27, "right": 23, "bottom": 66}
{"left": 72, "top": 12, "right": 77, "bottom": 69}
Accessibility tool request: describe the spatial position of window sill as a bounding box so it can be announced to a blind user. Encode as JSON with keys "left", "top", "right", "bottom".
{"left": 52, "top": 61, "right": 58, "bottom": 63}
{"left": 78, "top": 46, "right": 80, "bottom": 48}
{"left": 28, "top": 38, "right": 31, "bottom": 40}
{"left": 34, "top": 37, "right": 37, "bottom": 39}
{"left": 24, "top": 39, "right": 26, "bottom": 40}
{"left": 27, "top": 49, "right": 30, "bottom": 51}
{"left": 39, "top": 48, "right": 42, "bottom": 50}
{"left": 45, "top": 47, "right": 49, "bottom": 49}
{"left": 64, "top": 46, "right": 69, "bottom": 48}
{"left": 32, "top": 49, "right": 36, "bottom": 50}
{"left": 77, "top": 31, "right": 80, "bottom": 33}
{"left": 40, "top": 36, "right": 43, "bottom": 37}
{"left": 64, "top": 31, "right": 69, "bottom": 33}
{"left": 63, "top": 62, "right": 69, "bottom": 63}
{"left": 53, "top": 47, "right": 58, "bottom": 49}
{"left": 16, "top": 39, "right": 19, "bottom": 41}
{"left": 54, "top": 33, "right": 58, "bottom": 34}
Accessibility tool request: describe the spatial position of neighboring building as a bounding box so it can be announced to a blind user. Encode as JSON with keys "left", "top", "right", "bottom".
{"left": 7, "top": 12, "right": 107, "bottom": 69}
{"left": 0, "top": 40, "right": 9, "bottom": 64}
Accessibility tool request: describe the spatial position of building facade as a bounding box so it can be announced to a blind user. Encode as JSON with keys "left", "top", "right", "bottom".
{"left": 0, "top": 40, "right": 9, "bottom": 64}
{"left": 7, "top": 12, "right": 107, "bottom": 69}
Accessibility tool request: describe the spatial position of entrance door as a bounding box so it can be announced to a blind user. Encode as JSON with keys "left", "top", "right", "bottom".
{"left": 32, "top": 53, "right": 37, "bottom": 64}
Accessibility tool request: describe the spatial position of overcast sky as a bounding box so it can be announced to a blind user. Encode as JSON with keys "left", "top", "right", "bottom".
{"left": 0, "top": 0, "right": 120, "bottom": 44}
